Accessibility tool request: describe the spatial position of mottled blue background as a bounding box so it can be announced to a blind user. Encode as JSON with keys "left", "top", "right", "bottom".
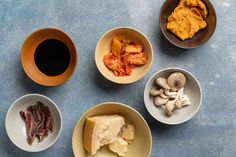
{"left": 0, "top": 0, "right": 235, "bottom": 156}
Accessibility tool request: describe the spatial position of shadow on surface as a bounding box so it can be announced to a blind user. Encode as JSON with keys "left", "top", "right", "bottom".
{"left": 16, "top": 59, "right": 64, "bottom": 94}
{"left": 91, "top": 64, "right": 129, "bottom": 93}
{"left": 140, "top": 99, "right": 190, "bottom": 135}
{"left": 156, "top": 29, "right": 192, "bottom": 57}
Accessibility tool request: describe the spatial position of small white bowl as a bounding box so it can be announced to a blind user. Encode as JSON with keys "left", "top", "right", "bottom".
{"left": 144, "top": 68, "right": 202, "bottom": 125}
{"left": 5, "top": 94, "right": 62, "bottom": 152}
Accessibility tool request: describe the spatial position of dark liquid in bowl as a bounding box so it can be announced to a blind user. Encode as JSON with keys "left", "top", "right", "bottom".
{"left": 34, "top": 39, "right": 71, "bottom": 76}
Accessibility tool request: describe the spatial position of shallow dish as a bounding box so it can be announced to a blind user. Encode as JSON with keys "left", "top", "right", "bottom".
{"left": 144, "top": 68, "right": 202, "bottom": 125}
{"left": 72, "top": 102, "right": 152, "bottom": 157}
{"left": 21, "top": 27, "right": 78, "bottom": 86}
{"left": 5, "top": 94, "right": 62, "bottom": 152}
{"left": 95, "top": 27, "right": 153, "bottom": 84}
{"left": 160, "top": 0, "right": 216, "bottom": 49}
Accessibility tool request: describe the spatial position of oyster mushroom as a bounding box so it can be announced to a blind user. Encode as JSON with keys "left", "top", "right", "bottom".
{"left": 167, "top": 72, "right": 186, "bottom": 92}
{"left": 165, "top": 87, "right": 189, "bottom": 115}
{"left": 159, "top": 89, "right": 169, "bottom": 99}
{"left": 150, "top": 88, "right": 169, "bottom": 99}
{"left": 174, "top": 88, "right": 191, "bottom": 109}
{"left": 155, "top": 78, "right": 171, "bottom": 90}
{"left": 164, "top": 89, "right": 177, "bottom": 98}
{"left": 150, "top": 87, "right": 160, "bottom": 96}
{"left": 165, "top": 100, "right": 176, "bottom": 116}
{"left": 175, "top": 99, "right": 191, "bottom": 108}
{"left": 153, "top": 96, "right": 168, "bottom": 107}
{"left": 181, "top": 94, "right": 190, "bottom": 102}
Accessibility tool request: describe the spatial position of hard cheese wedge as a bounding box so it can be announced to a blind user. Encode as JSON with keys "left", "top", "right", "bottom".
{"left": 83, "top": 115, "right": 125, "bottom": 155}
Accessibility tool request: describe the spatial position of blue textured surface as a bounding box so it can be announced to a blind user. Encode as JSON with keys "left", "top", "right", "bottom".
{"left": 0, "top": 0, "right": 235, "bottom": 157}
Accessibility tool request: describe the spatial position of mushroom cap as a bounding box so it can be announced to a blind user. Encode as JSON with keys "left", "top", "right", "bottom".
{"left": 150, "top": 87, "right": 160, "bottom": 96}
{"left": 155, "top": 77, "right": 171, "bottom": 90}
{"left": 153, "top": 96, "right": 168, "bottom": 106}
{"left": 167, "top": 72, "right": 186, "bottom": 92}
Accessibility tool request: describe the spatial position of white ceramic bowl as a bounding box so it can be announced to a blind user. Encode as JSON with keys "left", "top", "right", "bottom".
{"left": 5, "top": 94, "right": 62, "bottom": 152}
{"left": 72, "top": 102, "right": 152, "bottom": 157}
{"left": 144, "top": 68, "right": 202, "bottom": 125}
{"left": 95, "top": 26, "right": 153, "bottom": 84}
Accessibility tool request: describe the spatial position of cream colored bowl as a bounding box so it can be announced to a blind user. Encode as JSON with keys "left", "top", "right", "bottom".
{"left": 72, "top": 102, "right": 152, "bottom": 157}
{"left": 95, "top": 27, "right": 153, "bottom": 84}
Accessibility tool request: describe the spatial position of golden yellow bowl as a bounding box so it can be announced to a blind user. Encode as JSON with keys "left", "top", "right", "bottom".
{"left": 72, "top": 102, "right": 152, "bottom": 157}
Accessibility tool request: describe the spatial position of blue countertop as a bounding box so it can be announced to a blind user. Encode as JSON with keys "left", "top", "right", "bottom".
{"left": 0, "top": 0, "right": 235, "bottom": 156}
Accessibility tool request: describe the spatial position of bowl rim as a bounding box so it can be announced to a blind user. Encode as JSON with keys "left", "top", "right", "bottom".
{"left": 21, "top": 27, "right": 78, "bottom": 86}
{"left": 72, "top": 101, "right": 153, "bottom": 157}
{"left": 144, "top": 67, "right": 203, "bottom": 125}
{"left": 5, "top": 93, "right": 63, "bottom": 152}
{"left": 159, "top": 0, "right": 217, "bottom": 49}
{"left": 95, "top": 26, "right": 153, "bottom": 84}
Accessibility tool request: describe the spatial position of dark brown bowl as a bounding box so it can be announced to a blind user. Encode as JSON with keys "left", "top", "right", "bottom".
{"left": 160, "top": 0, "right": 217, "bottom": 49}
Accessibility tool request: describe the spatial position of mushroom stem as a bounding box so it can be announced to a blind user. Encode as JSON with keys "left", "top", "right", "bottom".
{"left": 165, "top": 87, "right": 187, "bottom": 114}
{"left": 164, "top": 89, "right": 177, "bottom": 98}
{"left": 165, "top": 100, "right": 176, "bottom": 116}
{"left": 174, "top": 88, "right": 191, "bottom": 108}
{"left": 159, "top": 89, "right": 169, "bottom": 99}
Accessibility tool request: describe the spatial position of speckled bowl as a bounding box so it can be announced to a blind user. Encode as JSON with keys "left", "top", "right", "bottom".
{"left": 95, "top": 27, "right": 153, "bottom": 84}
{"left": 72, "top": 102, "right": 152, "bottom": 157}
{"left": 144, "top": 68, "right": 202, "bottom": 125}
{"left": 160, "top": 0, "right": 217, "bottom": 49}
{"left": 5, "top": 94, "right": 62, "bottom": 152}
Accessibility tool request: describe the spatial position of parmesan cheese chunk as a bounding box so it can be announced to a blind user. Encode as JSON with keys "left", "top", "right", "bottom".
{"left": 121, "top": 124, "right": 135, "bottom": 141}
{"left": 109, "top": 137, "right": 128, "bottom": 157}
{"left": 83, "top": 115, "right": 125, "bottom": 155}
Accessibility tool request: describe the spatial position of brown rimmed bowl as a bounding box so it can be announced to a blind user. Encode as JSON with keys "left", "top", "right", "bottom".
{"left": 160, "top": 0, "right": 217, "bottom": 49}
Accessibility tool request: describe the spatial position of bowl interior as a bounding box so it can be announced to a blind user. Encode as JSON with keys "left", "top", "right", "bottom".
{"left": 144, "top": 68, "right": 202, "bottom": 124}
{"left": 95, "top": 27, "right": 153, "bottom": 84}
{"left": 160, "top": 0, "right": 216, "bottom": 49}
{"left": 72, "top": 102, "right": 152, "bottom": 157}
{"left": 5, "top": 94, "right": 62, "bottom": 152}
{"left": 21, "top": 28, "right": 77, "bottom": 86}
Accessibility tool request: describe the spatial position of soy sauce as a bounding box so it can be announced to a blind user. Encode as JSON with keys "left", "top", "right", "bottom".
{"left": 34, "top": 39, "right": 70, "bottom": 76}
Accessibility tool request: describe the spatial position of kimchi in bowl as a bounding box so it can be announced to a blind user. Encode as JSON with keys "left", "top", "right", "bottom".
{"left": 95, "top": 27, "right": 153, "bottom": 84}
